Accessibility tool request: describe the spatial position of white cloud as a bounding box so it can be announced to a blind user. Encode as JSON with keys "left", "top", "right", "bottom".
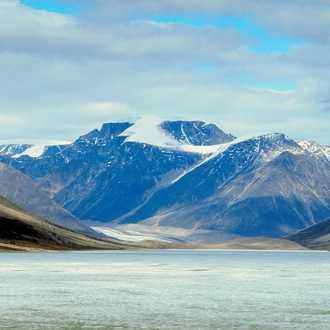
{"left": 79, "top": 102, "right": 128, "bottom": 116}
{"left": 74, "top": 0, "right": 330, "bottom": 41}
{"left": 0, "top": 0, "right": 329, "bottom": 145}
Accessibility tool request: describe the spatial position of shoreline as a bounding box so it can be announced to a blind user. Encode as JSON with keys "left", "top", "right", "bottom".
{"left": 0, "top": 236, "right": 309, "bottom": 252}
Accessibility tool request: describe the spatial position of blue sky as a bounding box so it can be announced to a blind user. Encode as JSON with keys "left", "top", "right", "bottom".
{"left": 152, "top": 14, "right": 304, "bottom": 54}
{"left": 20, "top": 0, "right": 81, "bottom": 14}
{"left": 1, "top": 0, "right": 330, "bottom": 144}
{"left": 21, "top": 1, "right": 303, "bottom": 55}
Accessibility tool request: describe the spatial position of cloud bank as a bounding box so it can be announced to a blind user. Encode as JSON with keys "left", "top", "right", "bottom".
{"left": 1, "top": 0, "right": 330, "bottom": 144}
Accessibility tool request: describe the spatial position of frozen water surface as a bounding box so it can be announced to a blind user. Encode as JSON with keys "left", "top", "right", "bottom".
{"left": 0, "top": 250, "right": 329, "bottom": 329}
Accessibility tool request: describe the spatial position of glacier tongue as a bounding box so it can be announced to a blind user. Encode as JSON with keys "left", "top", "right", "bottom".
{"left": 119, "top": 116, "right": 229, "bottom": 154}
{"left": 0, "top": 140, "right": 72, "bottom": 158}
{"left": 13, "top": 145, "right": 47, "bottom": 158}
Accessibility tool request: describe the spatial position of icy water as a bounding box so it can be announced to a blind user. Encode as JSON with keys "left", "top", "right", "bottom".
{"left": 0, "top": 250, "right": 329, "bottom": 330}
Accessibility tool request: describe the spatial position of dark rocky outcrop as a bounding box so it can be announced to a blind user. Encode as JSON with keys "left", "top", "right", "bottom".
{"left": 0, "top": 195, "right": 129, "bottom": 251}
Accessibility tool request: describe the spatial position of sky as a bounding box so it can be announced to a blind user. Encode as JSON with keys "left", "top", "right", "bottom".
{"left": 1, "top": 0, "right": 330, "bottom": 144}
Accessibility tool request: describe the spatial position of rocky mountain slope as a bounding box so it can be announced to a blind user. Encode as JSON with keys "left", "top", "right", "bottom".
{"left": 0, "top": 162, "right": 101, "bottom": 237}
{"left": 121, "top": 134, "right": 330, "bottom": 237}
{"left": 1, "top": 116, "right": 330, "bottom": 240}
{"left": 285, "top": 217, "right": 330, "bottom": 250}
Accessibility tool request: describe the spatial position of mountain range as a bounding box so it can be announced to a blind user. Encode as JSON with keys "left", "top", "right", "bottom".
{"left": 1, "top": 116, "right": 330, "bottom": 242}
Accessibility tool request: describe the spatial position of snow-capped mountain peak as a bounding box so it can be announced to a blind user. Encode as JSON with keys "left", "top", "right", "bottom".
{"left": 297, "top": 140, "right": 330, "bottom": 161}
{"left": 119, "top": 116, "right": 235, "bottom": 154}
{"left": 170, "top": 132, "right": 300, "bottom": 184}
{"left": 203, "top": 132, "right": 300, "bottom": 164}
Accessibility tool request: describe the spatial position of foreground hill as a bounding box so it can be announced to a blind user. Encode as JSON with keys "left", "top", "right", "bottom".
{"left": 0, "top": 195, "right": 129, "bottom": 252}
{"left": 285, "top": 217, "right": 330, "bottom": 250}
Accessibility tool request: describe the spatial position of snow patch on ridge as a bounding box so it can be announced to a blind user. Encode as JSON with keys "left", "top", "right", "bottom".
{"left": 180, "top": 144, "right": 221, "bottom": 154}
{"left": 6, "top": 140, "right": 72, "bottom": 158}
{"left": 13, "top": 145, "right": 47, "bottom": 158}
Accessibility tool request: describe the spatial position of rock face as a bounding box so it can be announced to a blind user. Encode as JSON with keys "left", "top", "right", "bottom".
{"left": 1, "top": 116, "right": 330, "bottom": 239}
{"left": 159, "top": 120, "right": 235, "bottom": 145}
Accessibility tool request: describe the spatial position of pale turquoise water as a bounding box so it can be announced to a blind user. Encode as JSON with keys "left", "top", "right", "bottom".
{"left": 0, "top": 250, "right": 329, "bottom": 329}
